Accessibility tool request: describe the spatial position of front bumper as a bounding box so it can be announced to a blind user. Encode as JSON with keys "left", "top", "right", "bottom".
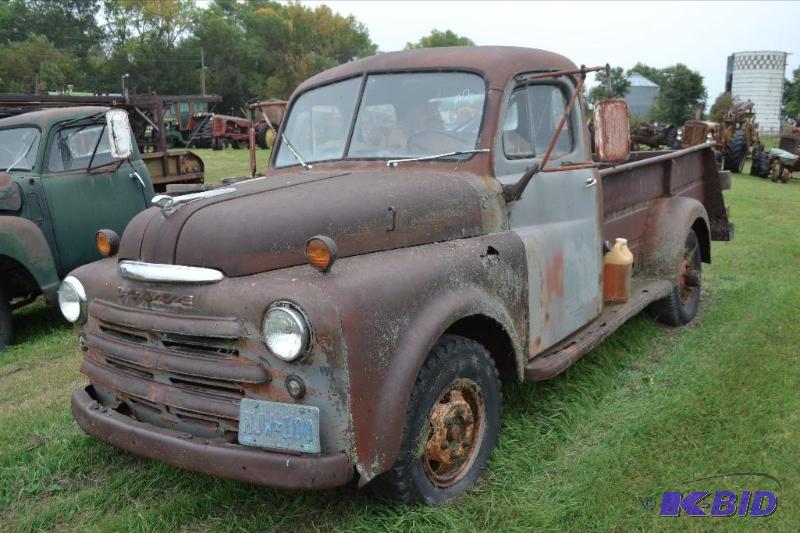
{"left": 72, "top": 385, "right": 353, "bottom": 490}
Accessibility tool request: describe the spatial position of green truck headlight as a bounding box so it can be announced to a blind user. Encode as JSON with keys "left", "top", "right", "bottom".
{"left": 58, "top": 276, "right": 87, "bottom": 324}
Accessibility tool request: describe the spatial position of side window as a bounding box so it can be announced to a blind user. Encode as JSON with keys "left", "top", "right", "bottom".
{"left": 528, "top": 84, "right": 574, "bottom": 156}
{"left": 502, "top": 89, "right": 534, "bottom": 158}
{"left": 47, "top": 124, "right": 113, "bottom": 172}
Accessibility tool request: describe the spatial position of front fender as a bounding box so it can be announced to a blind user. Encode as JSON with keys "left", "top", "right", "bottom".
{"left": 0, "top": 216, "right": 59, "bottom": 302}
{"left": 640, "top": 196, "right": 710, "bottom": 283}
{"left": 312, "top": 233, "right": 528, "bottom": 485}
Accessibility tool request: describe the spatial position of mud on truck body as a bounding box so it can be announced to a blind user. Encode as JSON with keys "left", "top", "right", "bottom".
{"left": 64, "top": 47, "right": 732, "bottom": 505}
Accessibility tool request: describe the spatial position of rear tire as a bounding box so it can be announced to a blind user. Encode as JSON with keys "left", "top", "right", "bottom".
{"left": 0, "top": 283, "right": 12, "bottom": 350}
{"left": 648, "top": 230, "right": 701, "bottom": 326}
{"left": 723, "top": 131, "right": 747, "bottom": 173}
{"left": 369, "top": 335, "right": 501, "bottom": 506}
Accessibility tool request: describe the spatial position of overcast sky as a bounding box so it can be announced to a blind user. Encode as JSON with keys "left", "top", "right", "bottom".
{"left": 301, "top": 1, "right": 800, "bottom": 104}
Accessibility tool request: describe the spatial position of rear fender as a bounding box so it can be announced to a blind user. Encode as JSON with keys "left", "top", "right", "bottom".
{"left": 640, "top": 196, "right": 710, "bottom": 284}
{"left": 0, "top": 216, "right": 60, "bottom": 302}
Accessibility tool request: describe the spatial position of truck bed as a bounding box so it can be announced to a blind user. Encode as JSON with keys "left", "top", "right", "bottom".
{"left": 598, "top": 143, "right": 732, "bottom": 259}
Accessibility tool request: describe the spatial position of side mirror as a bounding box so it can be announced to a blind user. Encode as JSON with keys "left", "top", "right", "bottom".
{"left": 593, "top": 99, "right": 630, "bottom": 163}
{"left": 106, "top": 109, "right": 133, "bottom": 160}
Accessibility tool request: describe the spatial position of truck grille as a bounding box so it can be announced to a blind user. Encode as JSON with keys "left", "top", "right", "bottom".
{"left": 82, "top": 300, "right": 269, "bottom": 439}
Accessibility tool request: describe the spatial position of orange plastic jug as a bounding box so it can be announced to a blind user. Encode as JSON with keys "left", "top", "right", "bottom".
{"left": 603, "top": 238, "right": 634, "bottom": 304}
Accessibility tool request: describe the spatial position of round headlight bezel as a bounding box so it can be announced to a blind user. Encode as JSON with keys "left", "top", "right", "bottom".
{"left": 58, "top": 275, "right": 87, "bottom": 324}
{"left": 262, "top": 301, "right": 311, "bottom": 362}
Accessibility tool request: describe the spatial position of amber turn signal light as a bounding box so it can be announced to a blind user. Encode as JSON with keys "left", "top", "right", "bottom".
{"left": 305, "top": 235, "right": 337, "bottom": 272}
{"left": 95, "top": 229, "right": 120, "bottom": 257}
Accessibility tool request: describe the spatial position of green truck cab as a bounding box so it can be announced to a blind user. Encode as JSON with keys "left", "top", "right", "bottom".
{"left": 0, "top": 106, "right": 154, "bottom": 349}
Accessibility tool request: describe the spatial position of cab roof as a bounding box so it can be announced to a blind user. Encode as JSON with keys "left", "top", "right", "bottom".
{"left": 0, "top": 106, "right": 109, "bottom": 129}
{"left": 295, "top": 46, "right": 577, "bottom": 94}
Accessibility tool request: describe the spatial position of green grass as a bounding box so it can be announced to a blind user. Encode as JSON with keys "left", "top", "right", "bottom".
{"left": 186, "top": 147, "right": 270, "bottom": 184}
{"left": 2, "top": 159, "right": 799, "bottom": 531}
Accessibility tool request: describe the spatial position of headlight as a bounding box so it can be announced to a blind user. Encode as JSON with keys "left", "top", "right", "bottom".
{"left": 262, "top": 303, "right": 310, "bottom": 361}
{"left": 58, "top": 276, "right": 87, "bottom": 324}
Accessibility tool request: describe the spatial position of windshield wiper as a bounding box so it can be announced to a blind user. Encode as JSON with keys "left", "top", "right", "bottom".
{"left": 281, "top": 133, "right": 312, "bottom": 170}
{"left": 387, "top": 148, "right": 489, "bottom": 168}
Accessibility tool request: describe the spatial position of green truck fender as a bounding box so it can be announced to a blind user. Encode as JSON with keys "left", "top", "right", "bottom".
{"left": 0, "top": 216, "right": 60, "bottom": 304}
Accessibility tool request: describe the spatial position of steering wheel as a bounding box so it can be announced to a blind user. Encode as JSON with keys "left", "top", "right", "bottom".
{"left": 406, "top": 129, "right": 469, "bottom": 152}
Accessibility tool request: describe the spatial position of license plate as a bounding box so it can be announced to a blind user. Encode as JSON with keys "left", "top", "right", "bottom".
{"left": 238, "top": 399, "right": 320, "bottom": 454}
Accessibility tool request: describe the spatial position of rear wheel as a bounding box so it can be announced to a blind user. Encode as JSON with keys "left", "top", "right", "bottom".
{"left": 723, "top": 131, "right": 747, "bottom": 173}
{"left": 649, "top": 230, "right": 701, "bottom": 326}
{"left": 369, "top": 335, "right": 501, "bottom": 506}
{"left": 0, "top": 283, "right": 12, "bottom": 350}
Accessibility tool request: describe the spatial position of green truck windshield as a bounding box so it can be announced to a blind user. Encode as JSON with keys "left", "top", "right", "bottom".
{"left": 275, "top": 72, "right": 486, "bottom": 167}
{"left": 0, "top": 127, "right": 41, "bottom": 171}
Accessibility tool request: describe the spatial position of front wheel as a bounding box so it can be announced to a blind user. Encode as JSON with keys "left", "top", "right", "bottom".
{"left": 369, "top": 335, "right": 501, "bottom": 505}
{"left": 648, "top": 230, "right": 701, "bottom": 326}
{"left": 0, "top": 283, "right": 12, "bottom": 350}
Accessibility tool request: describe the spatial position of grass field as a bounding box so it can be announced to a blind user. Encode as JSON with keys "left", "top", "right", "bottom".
{"left": 1, "top": 151, "right": 798, "bottom": 531}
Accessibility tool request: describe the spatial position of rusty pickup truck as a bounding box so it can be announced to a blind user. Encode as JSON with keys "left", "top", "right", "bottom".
{"left": 63, "top": 47, "right": 732, "bottom": 505}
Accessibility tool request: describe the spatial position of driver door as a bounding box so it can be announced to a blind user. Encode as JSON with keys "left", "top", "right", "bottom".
{"left": 40, "top": 122, "right": 148, "bottom": 275}
{"left": 497, "top": 80, "right": 603, "bottom": 356}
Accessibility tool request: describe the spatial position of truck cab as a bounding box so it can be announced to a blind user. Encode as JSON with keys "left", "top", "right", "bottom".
{"left": 0, "top": 107, "right": 154, "bottom": 349}
{"left": 64, "top": 47, "right": 731, "bottom": 505}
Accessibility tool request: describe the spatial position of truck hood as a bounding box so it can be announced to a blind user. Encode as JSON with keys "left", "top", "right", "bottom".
{"left": 118, "top": 169, "right": 491, "bottom": 277}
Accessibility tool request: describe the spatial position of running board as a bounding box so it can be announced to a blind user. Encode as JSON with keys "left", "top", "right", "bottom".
{"left": 524, "top": 278, "right": 673, "bottom": 381}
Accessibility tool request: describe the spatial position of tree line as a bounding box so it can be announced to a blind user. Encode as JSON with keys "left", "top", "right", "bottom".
{"left": 0, "top": 1, "right": 482, "bottom": 114}
{"left": 0, "top": 0, "right": 379, "bottom": 111}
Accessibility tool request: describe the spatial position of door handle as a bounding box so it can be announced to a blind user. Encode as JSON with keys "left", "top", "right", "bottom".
{"left": 130, "top": 171, "right": 149, "bottom": 206}
{"left": 130, "top": 172, "right": 146, "bottom": 189}
{"left": 584, "top": 176, "right": 597, "bottom": 188}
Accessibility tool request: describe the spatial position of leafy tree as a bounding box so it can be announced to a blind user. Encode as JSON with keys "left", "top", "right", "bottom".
{"left": 785, "top": 67, "right": 800, "bottom": 122}
{"left": 0, "top": 35, "right": 78, "bottom": 92}
{"left": 0, "top": 0, "right": 104, "bottom": 90}
{"left": 587, "top": 66, "right": 630, "bottom": 105}
{"left": 405, "top": 29, "right": 474, "bottom": 49}
{"left": 101, "top": 0, "right": 199, "bottom": 94}
{"left": 709, "top": 92, "right": 734, "bottom": 123}
{"left": 651, "top": 64, "right": 706, "bottom": 125}
{"left": 188, "top": 0, "right": 377, "bottom": 106}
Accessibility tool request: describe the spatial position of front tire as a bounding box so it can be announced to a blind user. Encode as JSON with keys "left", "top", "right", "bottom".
{"left": 369, "top": 335, "right": 501, "bottom": 505}
{"left": 649, "top": 230, "right": 702, "bottom": 326}
{"left": 0, "top": 283, "right": 12, "bottom": 350}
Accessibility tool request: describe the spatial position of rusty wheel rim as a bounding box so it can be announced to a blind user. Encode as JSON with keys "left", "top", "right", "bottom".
{"left": 422, "top": 379, "right": 485, "bottom": 487}
{"left": 678, "top": 244, "right": 699, "bottom": 306}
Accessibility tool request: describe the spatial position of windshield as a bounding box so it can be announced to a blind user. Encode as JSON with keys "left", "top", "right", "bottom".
{"left": 0, "top": 128, "right": 41, "bottom": 171}
{"left": 275, "top": 72, "right": 486, "bottom": 167}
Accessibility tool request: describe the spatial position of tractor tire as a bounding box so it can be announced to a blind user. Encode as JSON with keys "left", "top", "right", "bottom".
{"left": 648, "top": 230, "right": 702, "bottom": 327}
{"left": 211, "top": 137, "right": 223, "bottom": 151}
{"left": 255, "top": 124, "right": 269, "bottom": 150}
{"left": 664, "top": 126, "right": 678, "bottom": 149}
{"left": 0, "top": 283, "right": 12, "bottom": 350}
{"left": 723, "top": 131, "right": 747, "bottom": 173}
{"left": 749, "top": 143, "right": 770, "bottom": 178}
{"left": 369, "top": 335, "right": 501, "bottom": 506}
